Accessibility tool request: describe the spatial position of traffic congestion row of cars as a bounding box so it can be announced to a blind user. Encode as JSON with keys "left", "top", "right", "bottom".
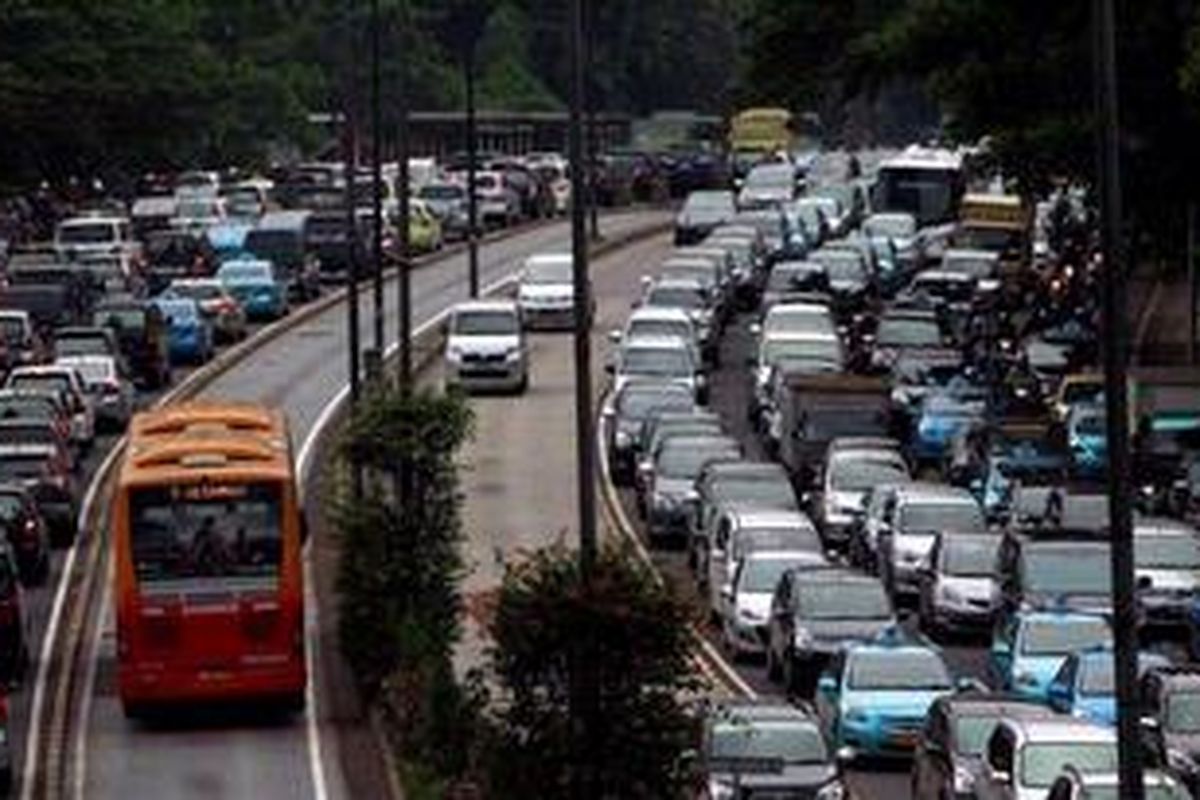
{"left": 597, "top": 149, "right": 1200, "bottom": 798}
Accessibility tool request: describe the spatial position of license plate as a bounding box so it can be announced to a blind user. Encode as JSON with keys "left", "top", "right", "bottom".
{"left": 890, "top": 730, "right": 919, "bottom": 747}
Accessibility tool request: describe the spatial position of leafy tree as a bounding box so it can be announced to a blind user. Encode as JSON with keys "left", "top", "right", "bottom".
{"left": 334, "top": 384, "right": 474, "bottom": 774}
{"left": 486, "top": 544, "right": 700, "bottom": 799}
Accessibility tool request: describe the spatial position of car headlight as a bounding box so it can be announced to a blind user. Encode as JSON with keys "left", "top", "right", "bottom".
{"left": 708, "top": 780, "right": 735, "bottom": 800}
{"left": 938, "top": 583, "right": 964, "bottom": 605}
{"left": 816, "top": 782, "right": 845, "bottom": 800}
{"left": 505, "top": 346, "right": 522, "bottom": 362}
{"left": 793, "top": 626, "right": 813, "bottom": 650}
{"left": 953, "top": 763, "right": 975, "bottom": 794}
{"left": 614, "top": 430, "right": 632, "bottom": 450}
{"left": 446, "top": 345, "right": 463, "bottom": 362}
{"left": 844, "top": 707, "right": 869, "bottom": 724}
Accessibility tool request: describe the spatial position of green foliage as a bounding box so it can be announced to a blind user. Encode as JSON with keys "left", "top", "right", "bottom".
{"left": 485, "top": 544, "right": 701, "bottom": 798}
{"left": 334, "top": 384, "right": 474, "bottom": 773}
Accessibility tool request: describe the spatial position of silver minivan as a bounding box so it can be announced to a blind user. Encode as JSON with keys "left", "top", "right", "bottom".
{"left": 444, "top": 300, "right": 529, "bottom": 393}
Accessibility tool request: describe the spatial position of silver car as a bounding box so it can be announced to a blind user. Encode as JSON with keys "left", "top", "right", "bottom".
{"left": 917, "top": 532, "right": 1001, "bottom": 636}
{"left": 444, "top": 300, "right": 528, "bottom": 393}
{"left": 517, "top": 253, "right": 578, "bottom": 330}
{"left": 54, "top": 354, "right": 134, "bottom": 431}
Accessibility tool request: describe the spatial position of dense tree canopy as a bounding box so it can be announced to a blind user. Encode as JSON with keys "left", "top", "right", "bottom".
{"left": 0, "top": 0, "right": 740, "bottom": 190}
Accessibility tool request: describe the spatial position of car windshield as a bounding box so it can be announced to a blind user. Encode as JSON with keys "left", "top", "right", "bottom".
{"left": 453, "top": 310, "right": 518, "bottom": 335}
{"left": 713, "top": 477, "right": 796, "bottom": 508}
{"left": 686, "top": 193, "right": 734, "bottom": 213}
{"left": 878, "top": 317, "right": 942, "bottom": 347}
{"left": 767, "top": 268, "right": 817, "bottom": 291}
{"left": 941, "top": 538, "right": 998, "bottom": 576}
{"left": 59, "top": 223, "right": 115, "bottom": 244}
{"left": 94, "top": 308, "right": 146, "bottom": 331}
{"left": 524, "top": 260, "right": 572, "bottom": 284}
{"left": 0, "top": 398, "right": 53, "bottom": 421}
{"left": 129, "top": 482, "right": 283, "bottom": 590}
{"left": 955, "top": 714, "right": 1002, "bottom": 756}
{"left": 617, "top": 388, "right": 693, "bottom": 419}
{"left": 710, "top": 720, "right": 828, "bottom": 765}
{"left": 898, "top": 501, "right": 983, "bottom": 534}
{"left": 623, "top": 347, "right": 692, "bottom": 377}
{"left": 745, "top": 166, "right": 793, "bottom": 189}
{"left": 658, "top": 440, "right": 736, "bottom": 479}
{"left": 158, "top": 302, "right": 198, "bottom": 321}
{"left": 1024, "top": 547, "right": 1113, "bottom": 595}
{"left": 0, "top": 454, "right": 48, "bottom": 481}
{"left": 419, "top": 185, "right": 463, "bottom": 201}
{"left": 830, "top": 458, "right": 906, "bottom": 492}
{"left": 805, "top": 409, "right": 889, "bottom": 441}
{"left": 56, "top": 336, "right": 107, "bottom": 356}
{"left": 65, "top": 360, "right": 114, "bottom": 384}
{"left": 1136, "top": 535, "right": 1200, "bottom": 569}
{"left": 1167, "top": 692, "right": 1200, "bottom": 733}
{"left": 8, "top": 374, "right": 69, "bottom": 395}
{"left": 846, "top": 650, "right": 952, "bottom": 690}
{"left": 219, "top": 265, "right": 271, "bottom": 282}
{"left": 1064, "top": 382, "right": 1103, "bottom": 405}
{"left": 1020, "top": 742, "right": 1117, "bottom": 788}
{"left": 866, "top": 215, "right": 916, "bottom": 238}
{"left": 762, "top": 338, "right": 840, "bottom": 366}
{"left": 797, "top": 581, "right": 890, "bottom": 620}
{"left": 1021, "top": 617, "right": 1111, "bottom": 655}
{"left": 628, "top": 319, "right": 690, "bottom": 341}
{"left": 244, "top": 230, "right": 301, "bottom": 261}
{"left": 739, "top": 556, "right": 804, "bottom": 592}
{"left": 1076, "top": 654, "right": 1160, "bottom": 696}
{"left": 170, "top": 283, "right": 224, "bottom": 301}
{"left": 812, "top": 253, "right": 865, "bottom": 282}
{"left": 176, "top": 200, "right": 218, "bottom": 218}
{"left": 647, "top": 287, "right": 704, "bottom": 310}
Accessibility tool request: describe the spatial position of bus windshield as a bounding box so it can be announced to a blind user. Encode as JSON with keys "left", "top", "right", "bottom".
{"left": 130, "top": 482, "right": 283, "bottom": 590}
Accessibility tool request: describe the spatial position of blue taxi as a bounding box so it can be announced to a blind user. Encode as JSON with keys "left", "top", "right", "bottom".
{"left": 815, "top": 630, "right": 960, "bottom": 760}
{"left": 216, "top": 258, "right": 289, "bottom": 320}
{"left": 989, "top": 609, "right": 1112, "bottom": 701}
{"left": 1046, "top": 646, "right": 1172, "bottom": 726}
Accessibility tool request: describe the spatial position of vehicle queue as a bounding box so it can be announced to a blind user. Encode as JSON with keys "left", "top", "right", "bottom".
{"left": 592, "top": 146, "right": 1199, "bottom": 798}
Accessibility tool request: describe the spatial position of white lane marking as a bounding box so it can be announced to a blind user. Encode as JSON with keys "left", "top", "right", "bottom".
{"left": 293, "top": 271, "right": 518, "bottom": 800}
{"left": 21, "top": 440, "right": 124, "bottom": 800}
{"left": 71, "top": 564, "right": 110, "bottom": 800}
{"left": 303, "top": 558, "right": 329, "bottom": 800}
{"left": 594, "top": 394, "right": 757, "bottom": 700}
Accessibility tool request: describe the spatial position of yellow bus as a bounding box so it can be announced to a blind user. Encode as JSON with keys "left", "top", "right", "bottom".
{"left": 729, "top": 107, "right": 793, "bottom": 156}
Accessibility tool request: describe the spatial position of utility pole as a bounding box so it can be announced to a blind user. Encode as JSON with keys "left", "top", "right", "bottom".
{"left": 583, "top": 0, "right": 600, "bottom": 241}
{"left": 343, "top": 80, "right": 363, "bottom": 501}
{"left": 370, "top": 0, "right": 385, "bottom": 358}
{"left": 1189, "top": 202, "right": 1197, "bottom": 364}
{"left": 1093, "top": 0, "right": 1142, "bottom": 797}
{"left": 568, "top": 1, "right": 598, "bottom": 796}
{"left": 465, "top": 30, "right": 480, "bottom": 298}
{"left": 397, "top": 0, "right": 413, "bottom": 390}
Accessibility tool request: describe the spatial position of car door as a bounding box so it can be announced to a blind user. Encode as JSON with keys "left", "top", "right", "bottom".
{"left": 768, "top": 571, "right": 793, "bottom": 663}
{"left": 707, "top": 515, "right": 733, "bottom": 612}
{"left": 979, "top": 726, "right": 1017, "bottom": 800}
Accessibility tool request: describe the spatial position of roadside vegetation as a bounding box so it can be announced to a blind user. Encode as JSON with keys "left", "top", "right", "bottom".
{"left": 334, "top": 384, "right": 700, "bottom": 797}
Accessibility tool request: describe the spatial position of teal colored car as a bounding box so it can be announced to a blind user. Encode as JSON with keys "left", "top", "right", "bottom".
{"left": 216, "top": 258, "right": 289, "bottom": 320}
{"left": 1068, "top": 403, "right": 1108, "bottom": 479}
{"left": 1046, "top": 646, "right": 1172, "bottom": 727}
{"left": 204, "top": 222, "right": 253, "bottom": 264}
{"left": 989, "top": 609, "right": 1111, "bottom": 701}
{"left": 815, "top": 631, "right": 960, "bottom": 760}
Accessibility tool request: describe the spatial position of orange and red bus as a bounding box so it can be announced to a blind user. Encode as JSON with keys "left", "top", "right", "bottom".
{"left": 112, "top": 402, "right": 306, "bottom": 715}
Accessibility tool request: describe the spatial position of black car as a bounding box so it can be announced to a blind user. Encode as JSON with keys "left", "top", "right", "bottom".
{"left": 910, "top": 692, "right": 1059, "bottom": 799}
{"left": 701, "top": 700, "right": 845, "bottom": 799}
{"left": 766, "top": 569, "right": 895, "bottom": 699}
{"left": 0, "top": 484, "right": 48, "bottom": 586}
{"left": 603, "top": 382, "right": 696, "bottom": 486}
{"left": 92, "top": 297, "right": 171, "bottom": 389}
{"left": 674, "top": 190, "right": 736, "bottom": 245}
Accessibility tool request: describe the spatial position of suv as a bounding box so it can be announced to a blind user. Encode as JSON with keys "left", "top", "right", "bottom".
{"left": 971, "top": 717, "right": 1117, "bottom": 800}
{"left": 911, "top": 692, "right": 1058, "bottom": 800}
{"left": 444, "top": 300, "right": 528, "bottom": 394}
{"left": 766, "top": 570, "right": 894, "bottom": 698}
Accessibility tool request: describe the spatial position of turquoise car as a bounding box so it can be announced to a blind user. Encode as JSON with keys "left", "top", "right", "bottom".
{"left": 204, "top": 222, "right": 253, "bottom": 264}
{"left": 1046, "top": 646, "right": 1172, "bottom": 726}
{"left": 216, "top": 259, "right": 289, "bottom": 320}
{"left": 1068, "top": 403, "right": 1108, "bottom": 479}
{"left": 989, "top": 609, "right": 1112, "bottom": 701}
{"left": 816, "top": 632, "right": 959, "bottom": 760}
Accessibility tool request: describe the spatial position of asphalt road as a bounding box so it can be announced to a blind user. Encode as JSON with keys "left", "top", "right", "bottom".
{"left": 72, "top": 210, "right": 670, "bottom": 800}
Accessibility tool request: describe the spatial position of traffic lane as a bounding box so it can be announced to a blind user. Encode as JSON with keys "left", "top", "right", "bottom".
{"left": 80, "top": 212, "right": 670, "bottom": 800}
{"left": 453, "top": 233, "right": 674, "bottom": 672}
{"left": 200, "top": 210, "right": 670, "bottom": 440}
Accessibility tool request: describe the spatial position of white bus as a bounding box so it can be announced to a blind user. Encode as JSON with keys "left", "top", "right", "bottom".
{"left": 875, "top": 146, "right": 966, "bottom": 227}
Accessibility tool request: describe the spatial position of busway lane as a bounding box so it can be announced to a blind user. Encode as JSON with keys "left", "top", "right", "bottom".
{"left": 77, "top": 210, "right": 671, "bottom": 800}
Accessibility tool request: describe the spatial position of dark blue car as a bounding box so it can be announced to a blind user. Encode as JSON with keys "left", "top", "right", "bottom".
{"left": 149, "top": 297, "right": 214, "bottom": 364}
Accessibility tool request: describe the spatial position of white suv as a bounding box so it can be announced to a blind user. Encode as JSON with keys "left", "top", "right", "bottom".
{"left": 444, "top": 300, "right": 528, "bottom": 394}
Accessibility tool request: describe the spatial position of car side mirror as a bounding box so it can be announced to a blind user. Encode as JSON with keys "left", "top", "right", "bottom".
{"left": 748, "top": 322, "right": 763, "bottom": 337}
{"left": 641, "top": 275, "right": 653, "bottom": 290}
{"left": 608, "top": 329, "right": 622, "bottom": 344}
{"left": 817, "top": 674, "right": 838, "bottom": 695}
{"left": 720, "top": 583, "right": 734, "bottom": 602}
{"left": 834, "top": 746, "right": 855, "bottom": 770}
{"left": 1141, "top": 715, "right": 1161, "bottom": 732}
